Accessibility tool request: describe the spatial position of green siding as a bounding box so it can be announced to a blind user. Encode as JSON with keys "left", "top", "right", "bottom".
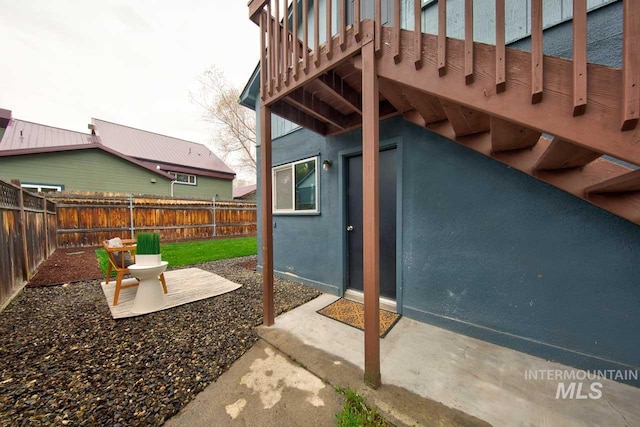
{"left": 171, "top": 175, "right": 233, "bottom": 200}
{"left": 0, "top": 128, "right": 5, "bottom": 143}
{"left": 0, "top": 149, "right": 232, "bottom": 198}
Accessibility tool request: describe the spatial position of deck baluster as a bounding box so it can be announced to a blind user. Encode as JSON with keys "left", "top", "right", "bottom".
{"left": 438, "top": 0, "right": 447, "bottom": 76}
{"left": 293, "top": 0, "right": 299, "bottom": 79}
{"left": 354, "top": 0, "right": 361, "bottom": 41}
{"left": 495, "top": 0, "right": 505, "bottom": 92}
{"left": 393, "top": 0, "right": 401, "bottom": 63}
{"left": 326, "top": 0, "right": 332, "bottom": 59}
{"left": 621, "top": 0, "right": 640, "bottom": 130}
{"left": 414, "top": 0, "right": 422, "bottom": 69}
{"left": 303, "top": 0, "right": 309, "bottom": 72}
{"left": 339, "top": 0, "right": 346, "bottom": 50}
{"left": 572, "top": 0, "right": 587, "bottom": 116}
{"left": 531, "top": 0, "right": 543, "bottom": 103}
{"left": 375, "top": 0, "right": 381, "bottom": 54}
{"left": 267, "top": 1, "right": 273, "bottom": 95}
{"left": 283, "top": 0, "right": 289, "bottom": 85}
{"left": 275, "top": 0, "right": 281, "bottom": 90}
{"left": 314, "top": 0, "right": 320, "bottom": 66}
{"left": 464, "top": 0, "right": 473, "bottom": 83}
{"left": 260, "top": 11, "right": 266, "bottom": 99}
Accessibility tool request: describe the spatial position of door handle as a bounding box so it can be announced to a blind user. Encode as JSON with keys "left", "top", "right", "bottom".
{"left": 346, "top": 225, "right": 354, "bottom": 232}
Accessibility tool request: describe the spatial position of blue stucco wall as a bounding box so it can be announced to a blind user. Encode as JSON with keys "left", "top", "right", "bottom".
{"left": 508, "top": 1, "right": 622, "bottom": 67}
{"left": 253, "top": 2, "right": 639, "bottom": 384}
{"left": 257, "top": 115, "right": 640, "bottom": 383}
{"left": 256, "top": 107, "right": 405, "bottom": 294}
{"left": 400, "top": 122, "right": 640, "bottom": 383}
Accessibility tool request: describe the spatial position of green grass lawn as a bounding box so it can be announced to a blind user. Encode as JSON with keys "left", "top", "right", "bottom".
{"left": 95, "top": 236, "right": 257, "bottom": 275}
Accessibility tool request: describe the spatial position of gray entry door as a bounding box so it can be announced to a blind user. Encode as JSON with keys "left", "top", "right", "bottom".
{"left": 346, "top": 148, "right": 397, "bottom": 300}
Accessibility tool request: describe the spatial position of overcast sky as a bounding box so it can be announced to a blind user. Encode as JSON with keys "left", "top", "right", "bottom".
{"left": 0, "top": 0, "right": 259, "bottom": 180}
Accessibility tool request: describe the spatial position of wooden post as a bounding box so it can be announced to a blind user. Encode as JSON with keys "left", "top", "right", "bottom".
{"left": 11, "top": 180, "right": 30, "bottom": 281}
{"left": 43, "top": 195, "right": 49, "bottom": 259}
{"left": 361, "top": 40, "right": 381, "bottom": 389}
{"left": 464, "top": 0, "right": 473, "bottom": 84}
{"left": 260, "top": 103, "right": 275, "bottom": 326}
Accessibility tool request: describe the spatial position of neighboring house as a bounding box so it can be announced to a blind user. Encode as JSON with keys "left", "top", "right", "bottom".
{"left": 233, "top": 184, "right": 257, "bottom": 200}
{"left": 241, "top": 0, "right": 640, "bottom": 387}
{"left": 0, "top": 110, "right": 234, "bottom": 198}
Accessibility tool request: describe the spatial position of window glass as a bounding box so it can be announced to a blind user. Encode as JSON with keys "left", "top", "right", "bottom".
{"left": 295, "top": 160, "right": 316, "bottom": 210}
{"left": 272, "top": 157, "right": 318, "bottom": 213}
{"left": 275, "top": 168, "right": 293, "bottom": 210}
{"left": 169, "top": 172, "right": 197, "bottom": 185}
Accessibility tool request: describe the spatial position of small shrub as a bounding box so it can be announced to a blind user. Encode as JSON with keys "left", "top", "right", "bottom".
{"left": 136, "top": 232, "right": 161, "bottom": 255}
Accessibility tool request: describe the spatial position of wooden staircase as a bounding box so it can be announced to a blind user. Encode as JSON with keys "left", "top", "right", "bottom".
{"left": 248, "top": 0, "right": 640, "bottom": 225}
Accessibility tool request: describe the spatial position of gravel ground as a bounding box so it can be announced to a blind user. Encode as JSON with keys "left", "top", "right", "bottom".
{"left": 0, "top": 255, "right": 321, "bottom": 426}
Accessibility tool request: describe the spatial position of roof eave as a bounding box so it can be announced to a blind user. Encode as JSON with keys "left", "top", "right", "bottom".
{"left": 0, "top": 143, "right": 174, "bottom": 180}
{"left": 239, "top": 63, "right": 261, "bottom": 111}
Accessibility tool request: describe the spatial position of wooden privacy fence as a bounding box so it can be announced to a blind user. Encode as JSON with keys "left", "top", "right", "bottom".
{"left": 46, "top": 192, "right": 257, "bottom": 248}
{"left": 0, "top": 180, "right": 57, "bottom": 307}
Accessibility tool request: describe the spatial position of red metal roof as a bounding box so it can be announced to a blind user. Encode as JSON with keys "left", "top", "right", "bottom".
{"left": 0, "top": 118, "right": 97, "bottom": 151}
{"left": 233, "top": 184, "right": 257, "bottom": 198}
{"left": 92, "top": 118, "right": 235, "bottom": 176}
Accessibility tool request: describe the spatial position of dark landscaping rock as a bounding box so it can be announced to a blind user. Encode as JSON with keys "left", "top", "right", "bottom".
{"left": 0, "top": 255, "right": 321, "bottom": 426}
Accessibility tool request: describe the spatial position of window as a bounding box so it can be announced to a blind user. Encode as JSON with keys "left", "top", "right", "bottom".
{"left": 169, "top": 171, "right": 197, "bottom": 185}
{"left": 22, "top": 184, "right": 62, "bottom": 193}
{"left": 272, "top": 157, "right": 318, "bottom": 213}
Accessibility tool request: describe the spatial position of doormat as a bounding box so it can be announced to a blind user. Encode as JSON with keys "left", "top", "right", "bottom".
{"left": 317, "top": 298, "right": 401, "bottom": 338}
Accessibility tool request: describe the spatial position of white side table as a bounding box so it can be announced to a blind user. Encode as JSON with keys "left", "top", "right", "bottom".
{"left": 129, "top": 261, "right": 169, "bottom": 314}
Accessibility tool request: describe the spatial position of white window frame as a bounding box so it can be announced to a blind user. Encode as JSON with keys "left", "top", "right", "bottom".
{"left": 168, "top": 171, "right": 197, "bottom": 186}
{"left": 22, "top": 184, "right": 62, "bottom": 193}
{"left": 272, "top": 156, "right": 319, "bottom": 214}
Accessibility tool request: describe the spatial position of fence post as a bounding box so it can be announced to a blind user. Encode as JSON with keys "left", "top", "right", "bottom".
{"left": 212, "top": 196, "right": 217, "bottom": 237}
{"left": 11, "top": 180, "right": 30, "bottom": 281}
{"left": 43, "top": 195, "right": 49, "bottom": 260}
{"left": 128, "top": 193, "right": 135, "bottom": 239}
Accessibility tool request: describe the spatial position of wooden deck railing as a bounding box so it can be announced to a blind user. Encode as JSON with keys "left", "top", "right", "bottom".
{"left": 249, "top": 0, "right": 638, "bottom": 133}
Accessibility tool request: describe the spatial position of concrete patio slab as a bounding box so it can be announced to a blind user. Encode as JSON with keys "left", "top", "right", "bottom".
{"left": 165, "top": 340, "right": 343, "bottom": 427}
{"left": 259, "top": 294, "right": 640, "bottom": 427}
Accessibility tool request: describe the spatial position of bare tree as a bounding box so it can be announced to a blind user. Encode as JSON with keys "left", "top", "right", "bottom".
{"left": 191, "top": 66, "right": 257, "bottom": 176}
